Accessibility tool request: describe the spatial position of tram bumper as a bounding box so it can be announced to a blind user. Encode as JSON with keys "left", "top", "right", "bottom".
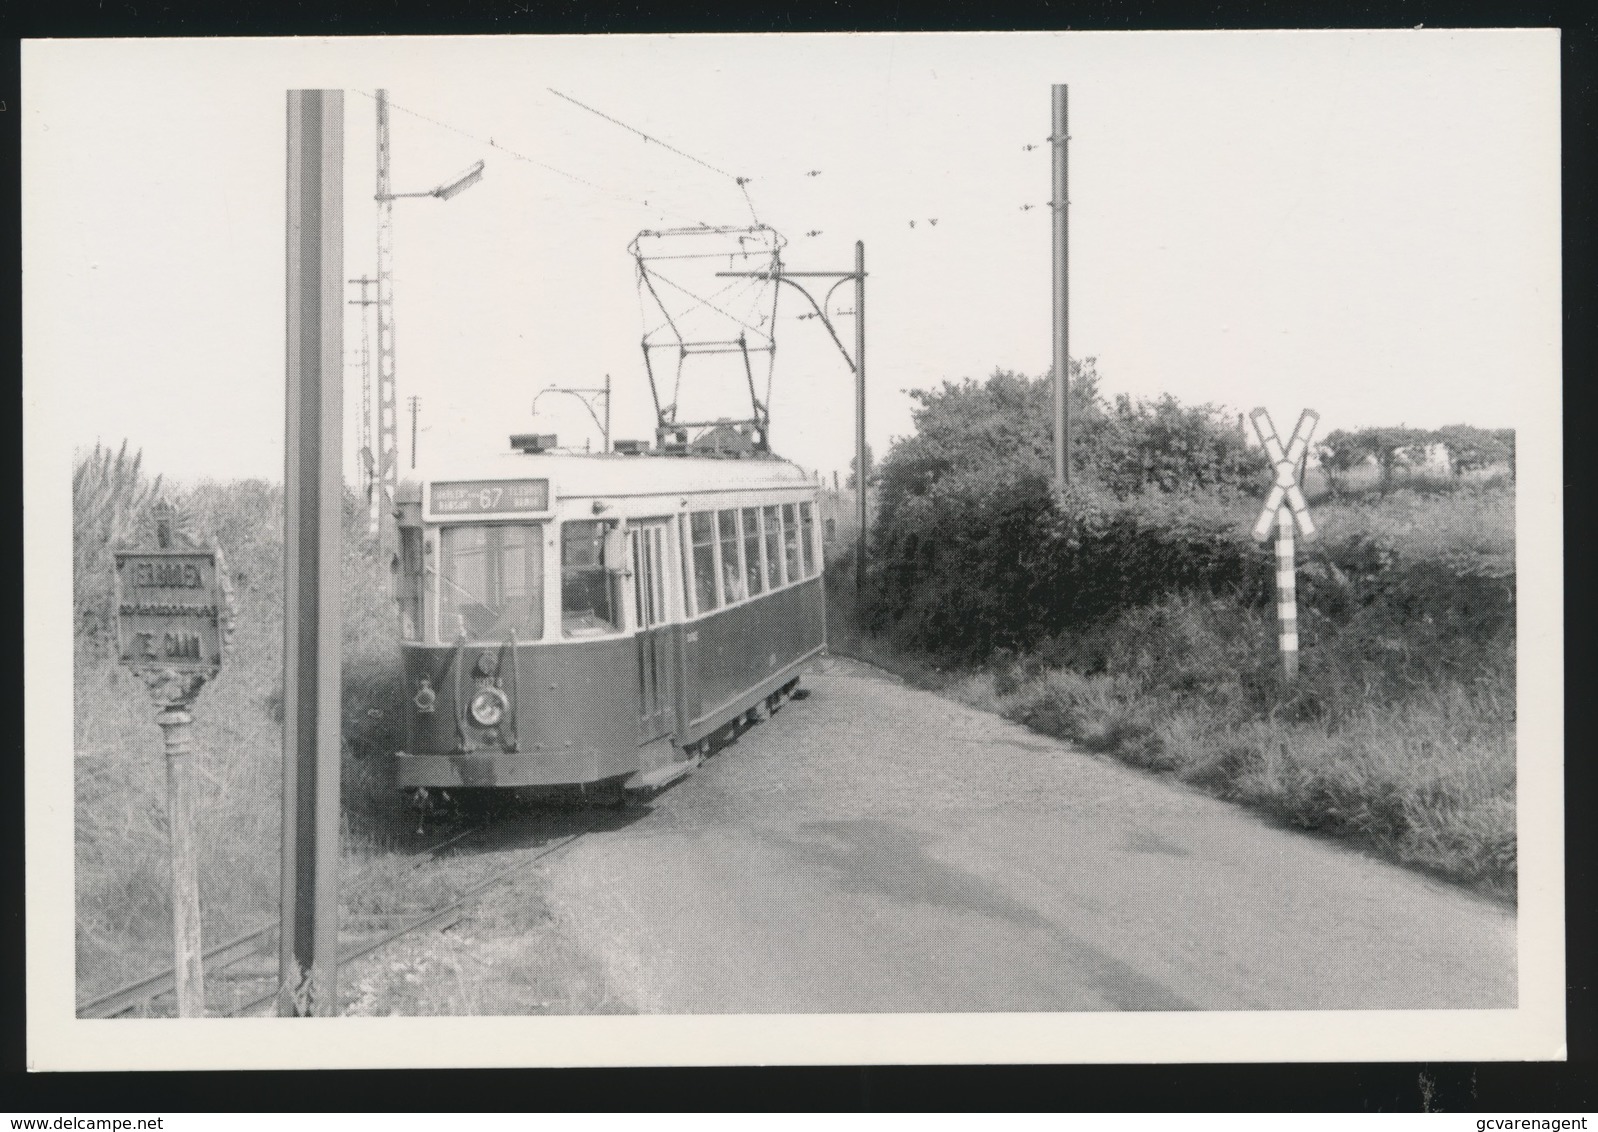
{"left": 395, "top": 748, "right": 604, "bottom": 788}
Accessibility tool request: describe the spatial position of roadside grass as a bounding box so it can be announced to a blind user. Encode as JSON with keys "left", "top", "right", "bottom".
{"left": 826, "top": 482, "right": 1517, "bottom": 901}
{"left": 74, "top": 461, "right": 421, "bottom": 1005}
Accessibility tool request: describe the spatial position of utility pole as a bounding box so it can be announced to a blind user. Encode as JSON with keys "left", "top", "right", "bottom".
{"left": 717, "top": 244, "right": 868, "bottom": 609}
{"left": 1051, "top": 84, "right": 1071, "bottom": 497}
{"left": 853, "top": 240, "right": 867, "bottom": 594}
{"left": 409, "top": 395, "right": 421, "bottom": 468}
{"left": 348, "top": 277, "right": 379, "bottom": 537}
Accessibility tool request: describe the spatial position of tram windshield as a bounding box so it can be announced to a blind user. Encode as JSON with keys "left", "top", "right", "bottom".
{"left": 438, "top": 524, "right": 545, "bottom": 641}
{"left": 561, "top": 520, "right": 621, "bottom": 637}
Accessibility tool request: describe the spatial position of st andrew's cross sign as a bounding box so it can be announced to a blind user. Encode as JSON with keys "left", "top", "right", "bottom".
{"left": 1249, "top": 407, "right": 1318, "bottom": 681}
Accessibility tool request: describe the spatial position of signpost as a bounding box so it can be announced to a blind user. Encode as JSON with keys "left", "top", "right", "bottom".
{"left": 114, "top": 503, "right": 230, "bottom": 1016}
{"left": 1249, "top": 407, "right": 1319, "bottom": 681}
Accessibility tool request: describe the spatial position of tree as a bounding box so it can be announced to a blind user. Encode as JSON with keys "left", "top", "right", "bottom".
{"left": 1434, "top": 424, "right": 1512, "bottom": 477}
{"left": 1093, "top": 392, "right": 1256, "bottom": 498}
{"left": 874, "top": 359, "right": 1256, "bottom": 531}
{"left": 845, "top": 443, "right": 877, "bottom": 489}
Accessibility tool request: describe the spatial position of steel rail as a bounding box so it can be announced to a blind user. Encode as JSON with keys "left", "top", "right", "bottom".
{"left": 76, "top": 821, "right": 487, "bottom": 1019}
{"left": 226, "top": 821, "right": 599, "bottom": 1017}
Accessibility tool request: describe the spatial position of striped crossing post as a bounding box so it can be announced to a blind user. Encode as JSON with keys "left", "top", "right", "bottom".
{"left": 1249, "top": 407, "right": 1319, "bottom": 682}
{"left": 1275, "top": 506, "right": 1298, "bottom": 678}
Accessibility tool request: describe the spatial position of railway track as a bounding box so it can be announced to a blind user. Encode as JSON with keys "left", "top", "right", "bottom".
{"left": 76, "top": 815, "right": 592, "bottom": 1019}
{"left": 78, "top": 678, "right": 804, "bottom": 1019}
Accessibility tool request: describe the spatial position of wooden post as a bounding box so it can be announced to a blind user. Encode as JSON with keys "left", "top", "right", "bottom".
{"left": 157, "top": 705, "right": 205, "bottom": 1015}
{"left": 115, "top": 528, "right": 229, "bottom": 1016}
{"left": 281, "top": 88, "right": 344, "bottom": 1017}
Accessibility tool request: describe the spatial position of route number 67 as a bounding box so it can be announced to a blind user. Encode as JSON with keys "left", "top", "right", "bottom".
{"left": 478, "top": 487, "right": 503, "bottom": 509}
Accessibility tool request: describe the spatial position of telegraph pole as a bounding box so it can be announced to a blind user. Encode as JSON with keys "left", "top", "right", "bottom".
{"left": 1051, "top": 83, "right": 1071, "bottom": 496}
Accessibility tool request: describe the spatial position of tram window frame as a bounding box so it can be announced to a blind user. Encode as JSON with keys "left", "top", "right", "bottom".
{"left": 689, "top": 511, "right": 720, "bottom": 615}
{"left": 437, "top": 523, "right": 547, "bottom": 643}
{"left": 560, "top": 519, "right": 623, "bottom": 638}
{"left": 717, "top": 510, "right": 745, "bottom": 604}
{"left": 740, "top": 506, "right": 765, "bottom": 599}
{"left": 782, "top": 503, "right": 802, "bottom": 583}
{"left": 799, "top": 501, "right": 816, "bottom": 578}
{"left": 762, "top": 505, "right": 784, "bottom": 589}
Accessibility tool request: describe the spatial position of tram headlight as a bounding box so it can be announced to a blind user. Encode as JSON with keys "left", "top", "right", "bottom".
{"left": 468, "top": 686, "right": 509, "bottom": 728}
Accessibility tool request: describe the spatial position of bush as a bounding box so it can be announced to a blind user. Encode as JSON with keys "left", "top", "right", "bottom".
{"left": 74, "top": 443, "right": 169, "bottom": 657}
{"left": 875, "top": 364, "right": 1259, "bottom": 537}
{"left": 868, "top": 474, "right": 1270, "bottom": 660}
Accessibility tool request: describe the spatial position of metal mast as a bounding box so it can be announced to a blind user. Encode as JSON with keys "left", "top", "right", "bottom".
{"left": 347, "top": 276, "right": 379, "bottom": 537}
{"left": 374, "top": 89, "right": 398, "bottom": 555}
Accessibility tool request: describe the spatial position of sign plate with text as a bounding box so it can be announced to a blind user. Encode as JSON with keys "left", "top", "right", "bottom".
{"left": 426, "top": 478, "right": 552, "bottom": 520}
{"left": 114, "top": 550, "right": 224, "bottom": 673}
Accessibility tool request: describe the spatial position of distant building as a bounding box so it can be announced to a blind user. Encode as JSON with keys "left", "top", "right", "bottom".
{"left": 817, "top": 485, "right": 877, "bottom": 562}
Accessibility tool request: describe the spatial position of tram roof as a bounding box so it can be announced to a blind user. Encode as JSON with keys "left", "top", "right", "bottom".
{"left": 399, "top": 451, "right": 816, "bottom": 503}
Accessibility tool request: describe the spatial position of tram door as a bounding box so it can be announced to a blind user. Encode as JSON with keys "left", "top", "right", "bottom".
{"left": 630, "top": 521, "right": 675, "bottom": 742}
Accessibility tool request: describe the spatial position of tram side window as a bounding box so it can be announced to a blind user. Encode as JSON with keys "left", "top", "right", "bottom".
{"left": 718, "top": 510, "right": 744, "bottom": 603}
{"left": 740, "top": 507, "right": 765, "bottom": 598}
{"left": 396, "top": 526, "right": 425, "bottom": 640}
{"left": 762, "top": 505, "right": 784, "bottom": 589}
{"left": 782, "top": 503, "right": 802, "bottom": 583}
{"left": 562, "top": 520, "right": 621, "bottom": 637}
{"left": 689, "top": 511, "right": 719, "bottom": 614}
{"left": 439, "top": 525, "right": 545, "bottom": 641}
{"left": 799, "top": 502, "right": 816, "bottom": 578}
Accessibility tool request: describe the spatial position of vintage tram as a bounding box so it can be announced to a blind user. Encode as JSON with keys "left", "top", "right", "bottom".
{"left": 390, "top": 441, "right": 826, "bottom": 797}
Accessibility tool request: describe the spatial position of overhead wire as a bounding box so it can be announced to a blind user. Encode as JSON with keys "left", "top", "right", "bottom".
{"left": 547, "top": 87, "right": 761, "bottom": 226}
{"left": 360, "top": 88, "right": 798, "bottom": 443}
{"left": 351, "top": 89, "right": 710, "bottom": 229}
{"left": 646, "top": 270, "right": 773, "bottom": 343}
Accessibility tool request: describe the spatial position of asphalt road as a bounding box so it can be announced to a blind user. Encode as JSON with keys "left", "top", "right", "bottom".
{"left": 534, "top": 657, "right": 1516, "bottom": 1013}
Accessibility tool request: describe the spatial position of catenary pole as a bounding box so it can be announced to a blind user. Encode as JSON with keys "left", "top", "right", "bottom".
{"left": 281, "top": 88, "right": 344, "bottom": 1017}
{"left": 374, "top": 90, "right": 398, "bottom": 558}
{"left": 1052, "top": 84, "right": 1070, "bottom": 496}
{"left": 347, "top": 277, "right": 379, "bottom": 537}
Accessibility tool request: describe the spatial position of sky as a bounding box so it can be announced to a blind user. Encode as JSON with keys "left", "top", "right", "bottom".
{"left": 24, "top": 31, "right": 1560, "bottom": 489}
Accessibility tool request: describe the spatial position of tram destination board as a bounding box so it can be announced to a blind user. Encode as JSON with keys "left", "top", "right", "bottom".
{"left": 427, "top": 478, "right": 552, "bottom": 519}
{"left": 114, "top": 550, "right": 224, "bottom": 673}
